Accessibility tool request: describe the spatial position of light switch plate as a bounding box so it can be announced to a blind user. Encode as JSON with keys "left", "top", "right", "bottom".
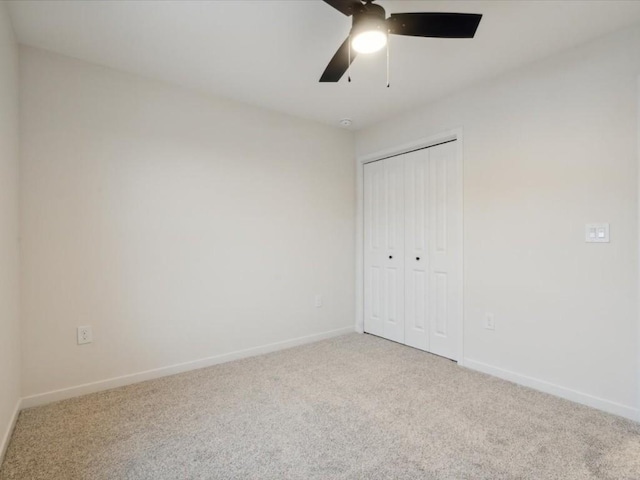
{"left": 585, "top": 223, "right": 609, "bottom": 243}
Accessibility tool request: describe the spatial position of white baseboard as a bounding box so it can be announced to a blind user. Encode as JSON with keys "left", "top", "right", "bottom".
{"left": 22, "top": 326, "right": 355, "bottom": 409}
{"left": 0, "top": 398, "right": 21, "bottom": 467}
{"left": 464, "top": 358, "right": 638, "bottom": 422}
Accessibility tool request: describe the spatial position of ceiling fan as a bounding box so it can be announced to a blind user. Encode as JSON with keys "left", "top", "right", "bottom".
{"left": 320, "top": 0, "right": 482, "bottom": 82}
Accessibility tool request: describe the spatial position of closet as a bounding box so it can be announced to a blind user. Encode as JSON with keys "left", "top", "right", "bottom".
{"left": 363, "top": 140, "right": 461, "bottom": 361}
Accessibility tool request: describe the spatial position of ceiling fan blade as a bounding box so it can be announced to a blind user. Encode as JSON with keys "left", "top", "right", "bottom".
{"left": 387, "top": 13, "right": 482, "bottom": 38}
{"left": 322, "top": 0, "right": 363, "bottom": 16}
{"left": 319, "top": 37, "right": 357, "bottom": 82}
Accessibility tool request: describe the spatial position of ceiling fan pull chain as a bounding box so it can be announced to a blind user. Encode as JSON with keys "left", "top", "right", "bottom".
{"left": 386, "top": 31, "right": 390, "bottom": 88}
{"left": 348, "top": 34, "right": 352, "bottom": 83}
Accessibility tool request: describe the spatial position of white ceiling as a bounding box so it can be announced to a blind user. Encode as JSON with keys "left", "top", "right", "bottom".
{"left": 7, "top": 0, "right": 640, "bottom": 129}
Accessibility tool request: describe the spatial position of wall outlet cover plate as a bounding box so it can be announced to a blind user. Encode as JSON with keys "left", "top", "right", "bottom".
{"left": 77, "top": 326, "right": 93, "bottom": 345}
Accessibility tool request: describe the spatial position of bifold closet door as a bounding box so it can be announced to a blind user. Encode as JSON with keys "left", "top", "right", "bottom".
{"left": 403, "top": 142, "right": 461, "bottom": 359}
{"left": 403, "top": 148, "right": 429, "bottom": 351}
{"left": 426, "top": 142, "right": 461, "bottom": 360}
{"left": 363, "top": 156, "right": 405, "bottom": 343}
{"left": 364, "top": 140, "right": 460, "bottom": 360}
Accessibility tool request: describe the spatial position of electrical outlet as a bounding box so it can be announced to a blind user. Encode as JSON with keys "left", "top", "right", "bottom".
{"left": 484, "top": 313, "right": 495, "bottom": 331}
{"left": 314, "top": 294, "right": 323, "bottom": 308}
{"left": 77, "top": 326, "right": 93, "bottom": 345}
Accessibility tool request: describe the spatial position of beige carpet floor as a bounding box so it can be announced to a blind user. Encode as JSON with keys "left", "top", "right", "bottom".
{"left": 1, "top": 333, "right": 639, "bottom": 479}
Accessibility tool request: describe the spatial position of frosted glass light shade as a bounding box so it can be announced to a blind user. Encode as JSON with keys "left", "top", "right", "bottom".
{"left": 351, "top": 30, "right": 387, "bottom": 54}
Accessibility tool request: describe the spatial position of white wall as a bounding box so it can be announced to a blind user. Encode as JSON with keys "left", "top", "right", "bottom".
{"left": 357, "top": 26, "right": 640, "bottom": 419}
{"left": 0, "top": 1, "right": 20, "bottom": 461}
{"left": 19, "top": 47, "right": 355, "bottom": 400}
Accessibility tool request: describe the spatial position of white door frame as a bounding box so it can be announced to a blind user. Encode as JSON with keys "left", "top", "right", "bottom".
{"left": 637, "top": 76, "right": 640, "bottom": 422}
{"left": 355, "top": 128, "right": 465, "bottom": 365}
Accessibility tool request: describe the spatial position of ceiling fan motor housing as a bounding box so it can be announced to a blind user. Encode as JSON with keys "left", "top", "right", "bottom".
{"left": 351, "top": 3, "right": 387, "bottom": 37}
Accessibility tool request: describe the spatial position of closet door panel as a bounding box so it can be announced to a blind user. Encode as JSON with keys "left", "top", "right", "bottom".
{"left": 382, "top": 156, "right": 405, "bottom": 343}
{"left": 404, "top": 149, "right": 429, "bottom": 351}
{"left": 363, "top": 160, "right": 385, "bottom": 337}
{"left": 428, "top": 142, "right": 460, "bottom": 360}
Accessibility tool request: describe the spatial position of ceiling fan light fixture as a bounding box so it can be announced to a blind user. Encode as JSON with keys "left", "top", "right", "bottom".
{"left": 319, "top": 0, "right": 483, "bottom": 83}
{"left": 351, "top": 29, "right": 387, "bottom": 54}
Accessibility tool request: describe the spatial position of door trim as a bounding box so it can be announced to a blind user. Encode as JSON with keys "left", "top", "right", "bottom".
{"left": 637, "top": 76, "right": 640, "bottom": 421}
{"left": 356, "top": 128, "right": 465, "bottom": 365}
